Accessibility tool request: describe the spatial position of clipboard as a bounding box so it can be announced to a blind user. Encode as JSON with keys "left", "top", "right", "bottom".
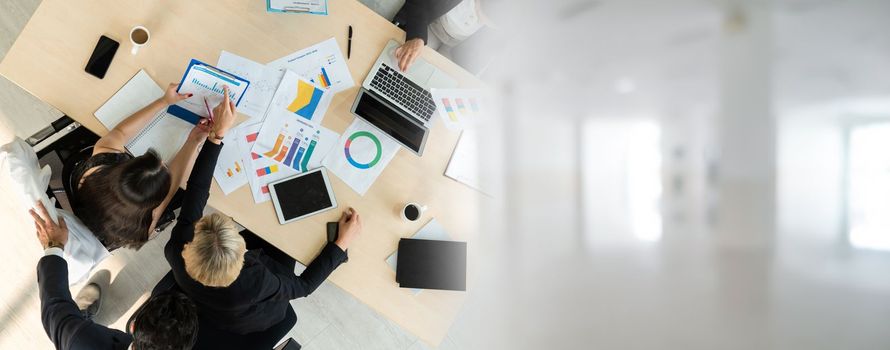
{"left": 167, "top": 59, "right": 251, "bottom": 124}
{"left": 266, "top": 0, "right": 328, "bottom": 15}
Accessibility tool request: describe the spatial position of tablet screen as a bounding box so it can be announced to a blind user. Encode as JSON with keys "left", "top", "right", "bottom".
{"left": 272, "top": 170, "right": 333, "bottom": 221}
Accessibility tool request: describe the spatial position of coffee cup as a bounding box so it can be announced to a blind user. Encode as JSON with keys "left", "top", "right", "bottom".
{"left": 129, "top": 26, "right": 150, "bottom": 55}
{"left": 401, "top": 203, "right": 428, "bottom": 222}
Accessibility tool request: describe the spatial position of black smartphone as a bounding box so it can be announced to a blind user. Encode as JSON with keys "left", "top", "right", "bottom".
{"left": 85, "top": 35, "right": 119, "bottom": 79}
{"left": 326, "top": 222, "right": 339, "bottom": 243}
{"left": 326, "top": 222, "right": 347, "bottom": 262}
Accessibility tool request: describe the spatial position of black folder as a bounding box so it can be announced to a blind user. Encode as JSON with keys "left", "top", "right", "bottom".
{"left": 396, "top": 238, "right": 467, "bottom": 291}
{"left": 274, "top": 338, "right": 301, "bottom": 350}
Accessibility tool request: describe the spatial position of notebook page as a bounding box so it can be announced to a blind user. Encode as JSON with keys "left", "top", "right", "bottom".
{"left": 127, "top": 112, "right": 191, "bottom": 162}
{"left": 94, "top": 70, "right": 164, "bottom": 130}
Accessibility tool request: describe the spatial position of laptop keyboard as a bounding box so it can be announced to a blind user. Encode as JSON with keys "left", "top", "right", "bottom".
{"left": 370, "top": 63, "right": 436, "bottom": 122}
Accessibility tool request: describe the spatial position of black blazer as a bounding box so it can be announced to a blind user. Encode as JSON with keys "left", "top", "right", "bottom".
{"left": 165, "top": 141, "right": 347, "bottom": 335}
{"left": 393, "top": 0, "right": 463, "bottom": 44}
{"left": 37, "top": 255, "right": 132, "bottom": 350}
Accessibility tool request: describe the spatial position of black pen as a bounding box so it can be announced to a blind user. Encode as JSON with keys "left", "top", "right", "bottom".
{"left": 347, "top": 25, "right": 353, "bottom": 59}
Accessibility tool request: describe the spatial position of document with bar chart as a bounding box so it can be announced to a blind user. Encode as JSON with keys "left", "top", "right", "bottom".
{"left": 169, "top": 59, "right": 250, "bottom": 124}
{"left": 213, "top": 126, "right": 249, "bottom": 195}
{"left": 237, "top": 121, "right": 299, "bottom": 203}
{"left": 252, "top": 70, "right": 334, "bottom": 171}
{"left": 431, "top": 89, "right": 489, "bottom": 130}
{"left": 268, "top": 37, "right": 354, "bottom": 94}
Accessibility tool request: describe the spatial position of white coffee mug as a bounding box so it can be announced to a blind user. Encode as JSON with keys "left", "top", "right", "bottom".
{"left": 129, "top": 26, "right": 150, "bottom": 55}
{"left": 401, "top": 203, "right": 428, "bottom": 222}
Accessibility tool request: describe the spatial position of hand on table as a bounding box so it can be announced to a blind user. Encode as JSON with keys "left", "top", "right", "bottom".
{"left": 29, "top": 200, "right": 68, "bottom": 250}
{"left": 335, "top": 208, "right": 363, "bottom": 251}
{"left": 209, "top": 85, "right": 237, "bottom": 144}
{"left": 162, "top": 83, "right": 192, "bottom": 105}
{"left": 394, "top": 38, "right": 424, "bottom": 72}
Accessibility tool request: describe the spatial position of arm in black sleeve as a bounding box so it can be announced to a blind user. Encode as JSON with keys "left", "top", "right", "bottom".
{"left": 260, "top": 243, "right": 348, "bottom": 301}
{"left": 395, "top": 0, "right": 431, "bottom": 43}
{"left": 38, "top": 255, "right": 91, "bottom": 348}
{"left": 167, "top": 141, "right": 223, "bottom": 248}
{"left": 394, "top": 0, "right": 464, "bottom": 44}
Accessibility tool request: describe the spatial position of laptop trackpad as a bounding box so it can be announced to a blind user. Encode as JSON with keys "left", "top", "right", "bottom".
{"left": 427, "top": 69, "right": 458, "bottom": 89}
{"left": 406, "top": 60, "right": 435, "bottom": 86}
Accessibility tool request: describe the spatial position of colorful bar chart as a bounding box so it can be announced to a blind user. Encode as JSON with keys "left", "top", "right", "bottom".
{"left": 315, "top": 67, "right": 331, "bottom": 88}
{"left": 256, "top": 164, "right": 279, "bottom": 177}
{"left": 455, "top": 98, "right": 467, "bottom": 114}
{"left": 441, "top": 98, "right": 458, "bottom": 122}
{"left": 432, "top": 89, "right": 488, "bottom": 130}
{"left": 300, "top": 137, "right": 318, "bottom": 172}
{"left": 282, "top": 137, "right": 300, "bottom": 166}
{"left": 273, "top": 136, "right": 291, "bottom": 162}
{"left": 263, "top": 133, "right": 285, "bottom": 157}
{"left": 225, "top": 161, "right": 242, "bottom": 177}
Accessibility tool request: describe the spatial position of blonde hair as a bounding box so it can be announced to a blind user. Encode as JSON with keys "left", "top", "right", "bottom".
{"left": 182, "top": 213, "right": 246, "bottom": 287}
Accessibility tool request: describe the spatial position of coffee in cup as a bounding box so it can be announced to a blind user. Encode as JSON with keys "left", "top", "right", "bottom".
{"left": 129, "top": 26, "right": 150, "bottom": 55}
{"left": 401, "top": 203, "right": 428, "bottom": 222}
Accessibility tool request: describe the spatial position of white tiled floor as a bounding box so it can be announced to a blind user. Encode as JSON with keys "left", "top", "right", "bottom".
{"left": 0, "top": 0, "right": 468, "bottom": 349}
{"left": 0, "top": 0, "right": 62, "bottom": 140}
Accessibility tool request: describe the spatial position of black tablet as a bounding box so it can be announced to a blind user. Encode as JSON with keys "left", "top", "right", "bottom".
{"left": 268, "top": 168, "right": 337, "bottom": 225}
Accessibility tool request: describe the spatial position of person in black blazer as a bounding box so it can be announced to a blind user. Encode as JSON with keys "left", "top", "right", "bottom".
{"left": 30, "top": 200, "right": 199, "bottom": 350}
{"left": 392, "top": 0, "right": 499, "bottom": 71}
{"left": 164, "top": 88, "right": 362, "bottom": 335}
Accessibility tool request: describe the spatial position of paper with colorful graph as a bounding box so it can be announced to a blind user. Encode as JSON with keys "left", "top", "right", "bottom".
{"left": 251, "top": 69, "right": 336, "bottom": 171}
{"left": 431, "top": 89, "right": 489, "bottom": 130}
{"left": 265, "top": 69, "right": 331, "bottom": 126}
{"left": 322, "top": 118, "right": 400, "bottom": 196}
{"left": 267, "top": 37, "right": 354, "bottom": 94}
{"left": 213, "top": 125, "right": 249, "bottom": 195}
{"left": 237, "top": 121, "right": 300, "bottom": 203}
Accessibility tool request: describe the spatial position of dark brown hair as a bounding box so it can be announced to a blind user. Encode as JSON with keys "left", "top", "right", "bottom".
{"left": 76, "top": 149, "right": 171, "bottom": 250}
{"left": 129, "top": 290, "right": 199, "bottom": 349}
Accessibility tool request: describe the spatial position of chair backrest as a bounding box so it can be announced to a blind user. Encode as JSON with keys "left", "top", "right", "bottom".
{"left": 60, "top": 145, "right": 95, "bottom": 205}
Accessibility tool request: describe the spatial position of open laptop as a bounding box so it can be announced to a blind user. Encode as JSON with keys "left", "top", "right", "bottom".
{"left": 351, "top": 40, "right": 458, "bottom": 156}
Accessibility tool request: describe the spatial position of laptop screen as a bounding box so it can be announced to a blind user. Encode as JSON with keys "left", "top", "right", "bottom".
{"left": 353, "top": 90, "right": 426, "bottom": 154}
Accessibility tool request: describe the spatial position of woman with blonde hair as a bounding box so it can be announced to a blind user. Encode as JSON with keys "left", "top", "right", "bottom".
{"left": 163, "top": 91, "right": 361, "bottom": 335}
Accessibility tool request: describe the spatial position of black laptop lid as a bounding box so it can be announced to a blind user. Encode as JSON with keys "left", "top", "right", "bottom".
{"left": 352, "top": 89, "right": 427, "bottom": 155}
{"left": 396, "top": 238, "right": 467, "bottom": 291}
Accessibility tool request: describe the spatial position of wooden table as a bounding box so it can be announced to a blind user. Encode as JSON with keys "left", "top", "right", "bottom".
{"left": 0, "top": 0, "right": 482, "bottom": 345}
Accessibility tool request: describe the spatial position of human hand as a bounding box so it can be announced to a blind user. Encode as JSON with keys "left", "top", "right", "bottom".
{"left": 209, "top": 85, "right": 237, "bottom": 143}
{"left": 187, "top": 118, "right": 211, "bottom": 144}
{"left": 394, "top": 38, "right": 424, "bottom": 72}
{"left": 335, "top": 207, "right": 362, "bottom": 251}
{"left": 162, "top": 83, "right": 192, "bottom": 105}
{"left": 29, "top": 200, "right": 68, "bottom": 250}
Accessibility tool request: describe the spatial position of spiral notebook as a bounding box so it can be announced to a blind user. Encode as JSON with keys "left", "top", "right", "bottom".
{"left": 94, "top": 70, "right": 194, "bottom": 161}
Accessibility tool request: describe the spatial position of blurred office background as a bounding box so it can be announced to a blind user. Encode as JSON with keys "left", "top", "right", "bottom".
{"left": 469, "top": 0, "right": 890, "bottom": 349}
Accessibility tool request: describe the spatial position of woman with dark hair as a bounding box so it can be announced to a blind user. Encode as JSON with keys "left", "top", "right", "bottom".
{"left": 72, "top": 83, "right": 212, "bottom": 250}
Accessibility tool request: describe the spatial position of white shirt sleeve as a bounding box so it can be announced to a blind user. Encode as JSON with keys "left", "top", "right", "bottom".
{"left": 44, "top": 247, "right": 64, "bottom": 258}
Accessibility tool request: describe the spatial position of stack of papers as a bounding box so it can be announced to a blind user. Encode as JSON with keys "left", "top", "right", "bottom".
{"left": 213, "top": 37, "right": 401, "bottom": 200}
